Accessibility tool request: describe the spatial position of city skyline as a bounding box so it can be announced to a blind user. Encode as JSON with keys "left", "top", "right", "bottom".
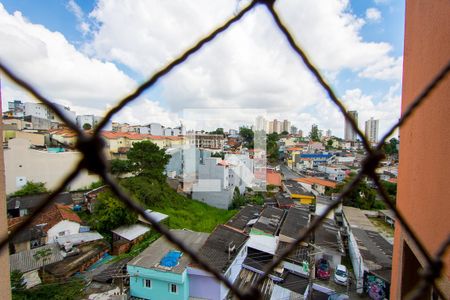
{"left": 0, "top": 0, "right": 403, "bottom": 139}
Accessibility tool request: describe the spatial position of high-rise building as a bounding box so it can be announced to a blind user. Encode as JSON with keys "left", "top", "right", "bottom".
{"left": 268, "top": 121, "right": 274, "bottom": 134}
{"left": 282, "top": 120, "right": 291, "bottom": 133}
{"left": 344, "top": 110, "right": 358, "bottom": 141}
{"left": 365, "top": 117, "right": 379, "bottom": 143}
{"left": 326, "top": 129, "right": 332, "bottom": 138}
{"left": 298, "top": 130, "right": 303, "bottom": 138}
{"left": 255, "top": 116, "right": 267, "bottom": 132}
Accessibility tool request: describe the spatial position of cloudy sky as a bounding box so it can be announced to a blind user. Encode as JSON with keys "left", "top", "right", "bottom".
{"left": 0, "top": 0, "right": 404, "bottom": 138}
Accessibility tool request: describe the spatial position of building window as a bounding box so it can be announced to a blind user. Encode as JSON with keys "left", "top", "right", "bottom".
{"left": 144, "top": 279, "right": 152, "bottom": 288}
{"left": 169, "top": 283, "right": 178, "bottom": 294}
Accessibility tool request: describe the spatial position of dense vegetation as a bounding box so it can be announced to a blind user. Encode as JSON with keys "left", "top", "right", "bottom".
{"left": 91, "top": 140, "right": 236, "bottom": 234}
{"left": 11, "top": 270, "right": 84, "bottom": 300}
{"left": 10, "top": 182, "right": 48, "bottom": 197}
{"left": 331, "top": 173, "right": 386, "bottom": 210}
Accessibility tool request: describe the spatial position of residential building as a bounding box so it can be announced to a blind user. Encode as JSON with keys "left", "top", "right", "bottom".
{"left": 8, "top": 218, "right": 46, "bottom": 254}
{"left": 250, "top": 206, "right": 284, "bottom": 236}
{"left": 190, "top": 225, "right": 248, "bottom": 300}
{"left": 255, "top": 116, "right": 267, "bottom": 132}
{"left": 187, "top": 133, "right": 224, "bottom": 149}
{"left": 4, "top": 138, "right": 99, "bottom": 194}
{"left": 2, "top": 118, "right": 33, "bottom": 130}
{"left": 9, "top": 203, "right": 83, "bottom": 244}
{"left": 7, "top": 101, "right": 77, "bottom": 124}
{"left": 317, "top": 165, "right": 346, "bottom": 182}
{"left": 128, "top": 229, "right": 209, "bottom": 300}
{"left": 326, "top": 129, "right": 332, "bottom": 138}
{"left": 344, "top": 110, "right": 358, "bottom": 142}
{"left": 294, "top": 177, "right": 337, "bottom": 195}
{"left": 191, "top": 154, "right": 253, "bottom": 209}
{"left": 365, "top": 117, "right": 379, "bottom": 144}
{"left": 391, "top": 1, "right": 450, "bottom": 298}
{"left": 268, "top": 121, "right": 274, "bottom": 134}
{"left": 111, "top": 224, "right": 151, "bottom": 255}
{"left": 7, "top": 192, "right": 72, "bottom": 218}
{"left": 9, "top": 244, "right": 64, "bottom": 289}
{"left": 283, "top": 180, "right": 315, "bottom": 205}
{"left": 76, "top": 115, "right": 101, "bottom": 129}
{"left": 282, "top": 119, "right": 290, "bottom": 133}
{"left": 343, "top": 206, "right": 392, "bottom": 296}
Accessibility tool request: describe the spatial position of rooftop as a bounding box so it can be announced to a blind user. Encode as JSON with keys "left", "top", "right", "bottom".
{"left": 294, "top": 177, "right": 337, "bottom": 188}
{"left": 283, "top": 180, "right": 314, "bottom": 197}
{"left": 129, "top": 229, "right": 209, "bottom": 274}
{"left": 7, "top": 192, "right": 72, "bottom": 210}
{"left": 111, "top": 223, "right": 151, "bottom": 241}
{"left": 279, "top": 206, "right": 310, "bottom": 241}
{"left": 226, "top": 205, "right": 262, "bottom": 232}
{"left": 138, "top": 209, "right": 169, "bottom": 225}
{"left": 252, "top": 206, "right": 285, "bottom": 236}
{"left": 275, "top": 193, "right": 294, "bottom": 208}
{"left": 312, "top": 215, "right": 344, "bottom": 255}
{"left": 266, "top": 170, "right": 282, "bottom": 186}
{"left": 196, "top": 225, "right": 248, "bottom": 273}
{"left": 10, "top": 244, "right": 63, "bottom": 273}
{"left": 55, "top": 231, "right": 104, "bottom": 247}
{"left": 29, "top": 203, "right": 81, "bottom": 232}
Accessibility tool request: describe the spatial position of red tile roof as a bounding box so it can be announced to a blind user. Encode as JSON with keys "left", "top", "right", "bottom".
{"left": 267, "top": 170, "right": 282, "bottom": 186}
{"left": 29, "top": 204, "right": 81, "bottom": 233}
{"left": 294, "top": 177, "right": 337, "bottom": 188}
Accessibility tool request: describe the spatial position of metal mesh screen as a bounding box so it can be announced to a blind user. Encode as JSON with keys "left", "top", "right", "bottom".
{"left": 1, "top": 1, "right": 449, "bottom": 299}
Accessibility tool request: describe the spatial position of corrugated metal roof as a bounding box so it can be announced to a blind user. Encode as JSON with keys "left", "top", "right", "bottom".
{"left": 10, "top": 244, "right": 64, "bottom": 273}
{"left": 111, "top": 224, "right": 150, "bottom": 241}
{"left": 55, "top": 231, "right": 103, "bottom": 246}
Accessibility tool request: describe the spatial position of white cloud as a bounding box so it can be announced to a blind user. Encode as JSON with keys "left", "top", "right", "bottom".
{"left": 366, "top": 7, "right": 382, "bottom": 22}
{"left": 66, "top": 0, "right": 90, "bottom": 35}
{"left": 0, "top": 3, "right": 136, "bottom": 113}
{"left": 0, "top": 1, "right": 403, "bottom": 138}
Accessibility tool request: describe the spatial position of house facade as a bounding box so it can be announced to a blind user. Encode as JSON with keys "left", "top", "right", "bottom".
{"left": 127, "top": 230, "right": 209, "bottom": 300}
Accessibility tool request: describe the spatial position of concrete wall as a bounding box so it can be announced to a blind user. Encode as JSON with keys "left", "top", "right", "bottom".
{"left": 188, "top": 267, "right": 221, "bottom": 300}
{"left": 391, "top": 0, "right": 450, "bottom": 298}
{"left": 5, "top": 138, "right": 99, "bottom": 194}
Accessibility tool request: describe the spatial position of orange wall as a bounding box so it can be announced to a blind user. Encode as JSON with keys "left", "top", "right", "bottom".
{"left": 391, "top": 0, "right": 450, "bottom": 297}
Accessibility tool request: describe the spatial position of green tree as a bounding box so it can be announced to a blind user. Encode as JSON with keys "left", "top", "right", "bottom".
{"left": 210, "top": 128, "right": 224, "bottom": 135}
{"left": 239, "top": 127, "right": 254, "bottom": 148}
{"left": 10, "top": 270, "right": 26, "bottom": 291}
{"left": 110, "top": 159, "right": 132, "bottom": 176}
{"left": 267, "top": 133, "right": 280, "bottom": 162}
{"left": 92, "top": 191, "right": 137, "bottom": 232}
{"left": 127, "top": 141, "right": 171, "bottom": 181}
{"left": 381, "top": 180, "right": 397, "bottom": 202}
{"left": 11, "top": 182, "right": 48, "bottom": 197}
{"left": 211, "top": 152, "right": 225, "bottom": 159}
{"left": 332, "top": 174, "right": 378, "bottom": 210}
{"left": 82, "top": 123, "right": 92, "bottom": 130}
{"left": 383, "top": 137, "right": 399, "bottom": 156}
{"left": 281, "top": 130, "right": 289, "bottom": 136}
{"left": 229, "top": 187, "right": 246, "bottom": 209}
{"left": 309, "top": 124, "right": 320, "bottom": 142}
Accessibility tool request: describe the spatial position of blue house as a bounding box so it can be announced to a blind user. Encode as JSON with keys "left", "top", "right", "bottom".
{"left": 127, "top": 229, "right": 209, "bottom": 300}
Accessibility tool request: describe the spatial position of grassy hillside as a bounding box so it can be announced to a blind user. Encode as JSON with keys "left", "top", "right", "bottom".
{"left": 121, "top": 176, "right": 236, "bottom": 233}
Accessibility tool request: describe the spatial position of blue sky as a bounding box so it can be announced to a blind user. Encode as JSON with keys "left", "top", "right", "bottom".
{"left": 0, "top": 0, "right": 405, "bottom": 137}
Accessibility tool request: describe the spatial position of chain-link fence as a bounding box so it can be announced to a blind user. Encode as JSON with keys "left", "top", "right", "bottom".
{"left": 1, "top": 1, "right": 449, "bottom": 299}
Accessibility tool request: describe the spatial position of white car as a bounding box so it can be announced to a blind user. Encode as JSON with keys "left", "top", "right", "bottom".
{"left": 334, "top": 264, "right": 348, "bottom": 285}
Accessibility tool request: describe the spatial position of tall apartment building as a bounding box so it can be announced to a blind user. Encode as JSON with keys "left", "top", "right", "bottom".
{"left": 390, "top": 1, "right": 450, "bottom": 298}
{"left": 344, "top": 110, "right": 358, "bottom": 141}
{"left": 364, "top": 117, "right": 379, "bottom": 143}
{"left": 282, "top": 119, "right": 291, "bottom": 133}
{"left": 255, "top": 116, "right": 267, "bottom": 132}
{"left": 268, "top": 121, "right": 274, "bottom": 134}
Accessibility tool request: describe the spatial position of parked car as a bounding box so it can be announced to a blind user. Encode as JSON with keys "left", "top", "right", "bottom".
{"left": 334, "top": 264, "right": 348, "bottom": 285}
{"left": 316, "top": 258, "right": 331, "bottom": 280}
